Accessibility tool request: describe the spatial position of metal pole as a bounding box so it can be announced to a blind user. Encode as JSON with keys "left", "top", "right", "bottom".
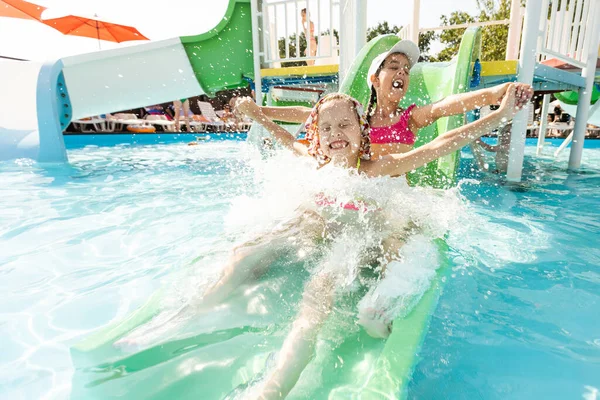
{"left": 568, "top": 3, "right": 600, "bottom": 170}
{"left": 411, "top": 0, "right": 420, "bottom": 44}
{"left": 536, "top": 93, "right": 551, "bottom": 156}
{"left": 96, "top": 20, "right": 101, "bottom": 50}
{"left": 506, "top": 0, "right": 522, "bottom": 60}
{"left": 506, "top": 0, "right": 543, "bottom": 182}
{"left": 250, "top": 0, "right": 263, "bottom": 104}
{"left": 338, "top": 0, "right": 353, "bottom": 82}
{"left": 554, "top": 131, "right": 573, "bottom": 158}
{"left": 355, "top": 0, "right": 366, "bottom": 54}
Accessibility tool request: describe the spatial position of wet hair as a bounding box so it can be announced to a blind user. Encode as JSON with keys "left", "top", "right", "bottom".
{"left": 304, "top": 93, "right": 371, "bottom": 165}
{"left": 366, "top": 61, "right": 386, "bottom": 124}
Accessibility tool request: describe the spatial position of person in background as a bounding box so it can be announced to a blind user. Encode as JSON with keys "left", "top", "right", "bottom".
{"left": 473, "top": 123, "right": 512, "bottom": 174}
{"left": 173, "top": 99, "right": 192, "bottom": 132}
{"left": 221, "top": 104, "right": 238, "bottom": 131}
{"left": 301, "top": 8, "right": 318, "bottom": 66}
{"left": 553, "top": 104, "right": 562, "bottom": 122}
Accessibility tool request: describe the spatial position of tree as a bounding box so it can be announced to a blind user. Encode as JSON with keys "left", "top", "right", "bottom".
{"left": 432, "top": 0, "right": 513, "bottom": 62}
{"left": 366, "top": 21, "right": 401, "bottom": 42}
{"left": 366, "top": 21, "right": 437, "bottom": 61}
{"left": 278, "top": 33, "right": 307, "bottom": 67}
{"left": 477, "top": 0, "right": 511, "bottom": 61}
{"left": 432, "top": 11, "right": 475, "bottom": 62}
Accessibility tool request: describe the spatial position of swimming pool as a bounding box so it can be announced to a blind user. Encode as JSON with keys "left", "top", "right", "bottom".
{"left": 1, "top": 136, "right": 598, "bottom": 399}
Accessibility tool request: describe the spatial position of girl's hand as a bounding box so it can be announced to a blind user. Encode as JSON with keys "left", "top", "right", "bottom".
{"left": 491, "top": 82, "right": 533, "bottom": 109}
{"left": 496, "top": 83, "right": 533, "bottom": 120}
{"left": 233, "top": 97, "right": 262, "bottom": 120}
{"left": 514, "top": 83, "right": 534, "bottom": 110}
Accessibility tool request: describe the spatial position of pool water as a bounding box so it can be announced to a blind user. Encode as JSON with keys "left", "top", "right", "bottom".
{"left": 1, "top": 136, "right": 599, "bottom": 399}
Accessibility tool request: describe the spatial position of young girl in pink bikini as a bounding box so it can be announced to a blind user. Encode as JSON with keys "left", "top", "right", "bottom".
{"left": 257, "top": 39, "right": 516, "bottom": 159}
{"left": 117, "top": 85, "right": 532, "bottom": 399}
{"left": 224, "top": 85, "right": 531, "bottom": 399}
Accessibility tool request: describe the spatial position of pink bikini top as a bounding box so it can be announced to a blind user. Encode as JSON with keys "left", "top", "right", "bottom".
{"left": 369, "top": 104, "right": 417, "bottom": 145}
{"left": 315, "top": 194, "right": 375, "bottom": 213}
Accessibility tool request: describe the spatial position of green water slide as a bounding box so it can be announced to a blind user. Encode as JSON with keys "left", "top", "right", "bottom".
{"left": 554, "top": 83, "right": 600, "bottom": 105}
{"left": 69, "top": 29, "right": 480, "bottom": 400}
{"left": 180, "top": 0, "right": 254, "bottom": 96}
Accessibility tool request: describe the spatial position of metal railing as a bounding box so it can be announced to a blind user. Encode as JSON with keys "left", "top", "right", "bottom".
{"left": 537, "top": 0, "right": 598, "bottom": 68}
{"left": 260, "top": 0, "right": 340, "bottom": 67}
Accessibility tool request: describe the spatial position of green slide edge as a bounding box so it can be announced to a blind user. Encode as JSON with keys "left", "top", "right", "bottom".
{"left": 179, "top": 0, "right": 254, "bottom": 97}
{"left": 554, "top": 83, "right": 600, "bottom": 105}
{"left": 339, "top": 28, "right": 481, "bottom": 397}
{"left": 361, "top": 239, "right": 451, "bottom": 399}
{"left": 70, "top": 290, "right": 165, "bottom": 366}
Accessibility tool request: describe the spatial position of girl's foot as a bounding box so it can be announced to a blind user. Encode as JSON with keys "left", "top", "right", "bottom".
{"left": 357, "top": 306, "right": 392, "bottom": 339}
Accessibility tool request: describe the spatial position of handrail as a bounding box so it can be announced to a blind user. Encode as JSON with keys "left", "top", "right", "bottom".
{"left": 259, "top": 0, "right": 340, "bottom": 67}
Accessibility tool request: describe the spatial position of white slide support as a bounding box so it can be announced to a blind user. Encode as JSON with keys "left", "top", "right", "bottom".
{"left": 506, "top": 0, "right": 543, "bottom": 182}
{"left": 1, "top": 38, "right": 204, "bottom": 162}
{"left": 0, "top": 59, "right": 43, "bottom": 161}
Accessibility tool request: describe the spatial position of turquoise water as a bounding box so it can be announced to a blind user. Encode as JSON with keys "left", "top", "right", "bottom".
{"left": 0, "top": 136, "right": 599, "bottom": 399}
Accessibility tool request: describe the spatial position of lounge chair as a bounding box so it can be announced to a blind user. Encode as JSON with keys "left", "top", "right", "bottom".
{"left": 197, "top": 101, "right": 226, "bottom": 131}
{"left": 72, "top": 116, "right": 113, "bottom": 133}
{"left": 215, "top": 110, "right": 238, "bottom": 131}
{"left": 175, "top": 114, "right": 208, "bottom": 132}
{"left": 109, "top": 113, "right": 145, "bottom": 131}
{"left": 145, "top": 115, "right": 176, "bottom": 132}
{"left": 237, "top": 116, "right": 253, "bottom": 131}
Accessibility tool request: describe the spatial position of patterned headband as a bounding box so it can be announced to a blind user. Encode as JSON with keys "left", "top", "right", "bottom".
{"left": 304, "top": 93, "right": 371, "bottom": 165}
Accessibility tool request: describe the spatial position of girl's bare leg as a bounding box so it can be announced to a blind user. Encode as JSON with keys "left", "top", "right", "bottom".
{"left": 357, "top": 234, "right": 438, "bottom": 339}
{"left": 183, "top": 100, "right": 191, "bottom": 132}
{"left": 356, "top": 235, "right": 405, "bottom": 338}
{"left": 114, "top": 212, "right": 325, "bottom": 348}
{"left": 254, "top": 271, "right": 335, "bottom": 400}
{"left": 174, "top": 100, "right": 182, "bottom": 132}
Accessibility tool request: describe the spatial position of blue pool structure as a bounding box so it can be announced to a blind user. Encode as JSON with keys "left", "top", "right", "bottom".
{"left": 0, "top": 134, "right": 599, "bottom": 399}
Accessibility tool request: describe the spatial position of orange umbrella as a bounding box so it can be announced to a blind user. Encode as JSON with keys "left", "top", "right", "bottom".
{"left": 42, "top": 14, "right": 149, "bottom": 48}
{"left": 0, "top": 0, "right": 45, "bottom": 20}
{"left": 1, "top": 0, "right": 148, "bottom": 49}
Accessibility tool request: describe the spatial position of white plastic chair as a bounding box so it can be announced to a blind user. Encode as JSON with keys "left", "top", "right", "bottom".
{"left": 72, "top": 116, "right": 113, "bottom": 133}
{"left": 197, "top": 101, "right": 226, "bottom": 131}
{"left": 145, "top": 115, "right": 176, "bottom": 132}
{"left": 109, "top": 113, "right": 145, "bottom": 131}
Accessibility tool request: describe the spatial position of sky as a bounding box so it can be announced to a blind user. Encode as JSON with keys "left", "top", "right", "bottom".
{"left": 0, "top": 0, "right": 481, "bottom": 61}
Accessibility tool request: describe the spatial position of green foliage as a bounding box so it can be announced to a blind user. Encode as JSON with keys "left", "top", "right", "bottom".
{"left": 477, "top": 0, "right": 511, "bottom": 61}
{"left": 366, "top": 22, "right": 437, "bottom": 61}
{"left": 433, "top": 0, "right": 513, "bottom": 62}
{"left": 366, "top": 21, "right": 401, "bottom": 42}
{"left": 278, "top": 33, "right": 308, "bottom": 67}
{"left": 432, "top": 11, "right": 475, "bottom": 62}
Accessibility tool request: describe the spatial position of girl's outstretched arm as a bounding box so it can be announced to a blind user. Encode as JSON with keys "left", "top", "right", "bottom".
{"left": 366, "top": 83, "right": 533, "bottom": 178}
{"left": 260, "top": 105, "right": 312, "bottom": 124}
{"left": 410, "top": 82, "right": 531, "bottom": 129}
{"left": 235, "top": 97, "right": 310, "bottom": 157}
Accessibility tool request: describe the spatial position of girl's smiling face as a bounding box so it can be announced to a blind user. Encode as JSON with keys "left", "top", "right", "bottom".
{"left": 372, "top": 53, "right": 411, "bottom": 104}
{"left": 317, "top": 99, "right": 362, "bottom": 164}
